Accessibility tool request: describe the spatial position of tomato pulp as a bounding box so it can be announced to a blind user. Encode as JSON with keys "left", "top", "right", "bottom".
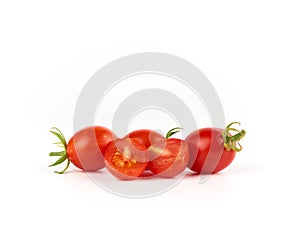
{"left": 147, "top": 128, "right": 189, "bottom": 178}
{"left": 125, "top": 129, "right": 164, "bottom": 171}
{"left": 104, "top": 138, "right": 149, "bottom": 180}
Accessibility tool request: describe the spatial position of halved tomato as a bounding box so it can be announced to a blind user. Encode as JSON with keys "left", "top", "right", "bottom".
{"left": 125, "top": 129, "right": 164, "bottom": 171}
{"left": 104, "top": 138, "right": 149, "bottom": 180}
{"left": 147, "top": 138, "right": 189, "bottom": 178}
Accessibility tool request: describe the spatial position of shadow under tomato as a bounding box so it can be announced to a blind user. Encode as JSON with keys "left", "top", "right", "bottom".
{"left": 184, "top": 172, "right": 200, "bottom": 177}
{"left": 63, "top": 169, "right": 106, "bottom": 174}
{"left": 139, "top": 170, "right": 154, "bottom": 178}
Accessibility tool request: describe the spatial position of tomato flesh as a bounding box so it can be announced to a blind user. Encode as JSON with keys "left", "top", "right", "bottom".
{"left": 66, "top": 126, "right": 115, "bottom": 171}
{"left": 125, "top": 129, "right": 164, "bottom": 170}
{"left": 147, "top": 138, "right": 189, "bottom": 178}
{"left": 104, "top": 138, "right": 148, "bottom": 180}
{"left": 185, "top": 128, "right": 236, "bottom": 174}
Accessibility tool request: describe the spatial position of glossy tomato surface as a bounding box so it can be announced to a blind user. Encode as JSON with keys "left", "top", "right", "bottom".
{"left": 104, "top": 138, "right": 148, "bottom": 180}
{"left": 125, "top": 129, "right": 164, "bottom": 148}
{"left": 66, "top": 126, "right": 116, "bottom": 171}
{"left": 125, "top": 129, "right": 164, "bottom": 171}
{"left": 147, "top": 138, "right": 189, "bottom": 178}
{"left": 185, "top": 128, "right": 236, "bottom": 174}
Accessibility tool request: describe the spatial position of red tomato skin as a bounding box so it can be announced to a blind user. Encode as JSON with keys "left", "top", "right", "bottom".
{"left": 125, "top": 129, "right": 164, "bottom": 171}
{"left": 185, "top": 128, "right": 236, "bottom": 174}
{"left": 125, "top": 129, "right": 164, "bottom": 148}
{"left": 147, "top": 138, "right": 189, "bottom": 178}
{"left": 104, "top": 138, "right": 148, "bottom": 180}
{"left": 66, "top": 126, "right": 116, "bottom": 171}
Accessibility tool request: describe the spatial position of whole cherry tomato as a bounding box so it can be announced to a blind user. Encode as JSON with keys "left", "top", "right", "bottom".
{"left": 185, "top": 122, "right": 246, "bottom": 174}
{"left": 104, "top": 138, "right": 149, "bottom": 180}
{"left": 49, "top": 126, "right": 116, "bottom": 173}
{"left": 147, "top": 127, "right": 189, "bottom": 178}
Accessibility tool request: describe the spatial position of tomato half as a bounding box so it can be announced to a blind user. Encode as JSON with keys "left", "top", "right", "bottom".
{"left": 125, "top": 129, "right": 164, "bottom": 171}
{"left": 147, "top": 138, "right": 189, "bottom": 178}
{"left": 185, "top": 123, "right": 246, "bottom": 174}
{"left": 104, "top": 138, "right": 148, "bottom": 180}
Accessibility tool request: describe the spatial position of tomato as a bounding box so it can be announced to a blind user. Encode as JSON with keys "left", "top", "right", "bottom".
{"left": 185, "top": 122, "right": 246, "bottom": 174}
{"left": 125, "top": 129, "right": 164, "bottom": 148}
{"left": 49, "top": 126, "right": 116, "bottom": 173}
{"left": 125, "top": 129, "right": 164, "bottom": 171}
{"left": 104, "top": 138, "right": 148, "bottom": 180}
{"left": 147, "top": 138, "right": 189, "bottom": 178}
{"left": 145, "top": 127, "right": 189, "bottom": 178}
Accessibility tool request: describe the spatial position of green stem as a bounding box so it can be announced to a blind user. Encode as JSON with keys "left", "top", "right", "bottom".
{"left": 228, "top": 129, "right": 246, "bottom": 142}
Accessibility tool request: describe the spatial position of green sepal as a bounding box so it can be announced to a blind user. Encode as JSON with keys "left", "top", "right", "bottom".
{"left": 49, "top": 127, "right": 70, "bottom": 174}
{"left": 54, "top": 160, "right": 70, "bottom": 174}
{"left": 166, "top": 127, "right": 183, "bottom": 139}
{"left": 49, "top": 151, "right": 66, "bottom": 157}
{"left": 48, "top": 153, "right": 67, "bottom": 167}
{"left": 50, "top": 129, "right": 66, "bottom": 146}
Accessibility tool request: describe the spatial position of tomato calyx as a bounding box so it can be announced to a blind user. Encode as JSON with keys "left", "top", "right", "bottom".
{"left": 222, "top": 122, "right": 246, "bottom": 152}
{"left": 49, "top": 127, "right": 70, "bottom": 174}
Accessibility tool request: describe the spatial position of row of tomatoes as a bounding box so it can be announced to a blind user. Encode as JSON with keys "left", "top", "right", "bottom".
{"left": 49, "top": 122, "right": 246, "bottom": 179}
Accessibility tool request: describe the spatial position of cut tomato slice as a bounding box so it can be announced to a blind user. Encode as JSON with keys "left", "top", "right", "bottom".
{"left": 104, "top": 138, "right": 148, "bottom": 180}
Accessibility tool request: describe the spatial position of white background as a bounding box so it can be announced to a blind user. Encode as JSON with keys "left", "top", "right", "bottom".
{"left": 1, "top": 0, "right": 299, "bottom": 246}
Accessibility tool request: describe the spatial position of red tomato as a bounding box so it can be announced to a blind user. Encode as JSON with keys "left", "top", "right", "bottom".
{"left": 147, "top": 138, "right": 189, "bottom": 178}
{"left": 125, "top": 129, "right": 164, "bottom": 171}
{"left": 49, "top": 126, "right": 116, "bottom": 173}
{"left": 185, "top": 122, "right": 246, "bottom": 174}
{"left": 125, "top": 129, "right": 164, "bottom": 148}
{"left": 104, "top": 138, "right": 148, "bottom": 180}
